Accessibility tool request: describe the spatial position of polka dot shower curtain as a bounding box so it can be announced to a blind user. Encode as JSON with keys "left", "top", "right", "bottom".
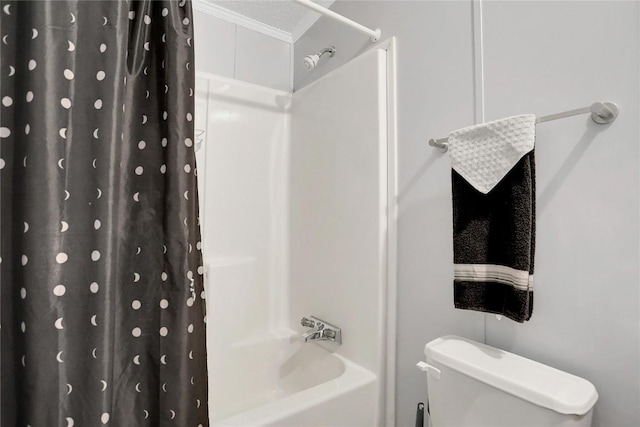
{"left": 0, "top": 1, "right": 208, "bottom": 425}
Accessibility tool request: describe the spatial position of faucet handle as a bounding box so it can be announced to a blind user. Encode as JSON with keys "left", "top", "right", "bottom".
{"left": 301, "top": 317, "right": 316, "bottom": 328}
{"left": 323, "top": 329, "right": 336, "bottom": 339}
{"left": 299, "top": 316, "right": 342, "bottom": 345}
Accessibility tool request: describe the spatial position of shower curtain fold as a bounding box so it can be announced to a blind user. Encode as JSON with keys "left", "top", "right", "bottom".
{"left": 0, "top": 1, "right": 208, "bottom": 425}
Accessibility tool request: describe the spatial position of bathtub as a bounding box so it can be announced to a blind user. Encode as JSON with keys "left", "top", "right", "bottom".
{"left": 208, "top": 329, "right": 378, "bottom": 427}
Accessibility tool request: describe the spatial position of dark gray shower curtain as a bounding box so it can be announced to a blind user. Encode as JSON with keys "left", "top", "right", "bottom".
{"left": 0, "top": 1, "right": 208, "bottom": 425}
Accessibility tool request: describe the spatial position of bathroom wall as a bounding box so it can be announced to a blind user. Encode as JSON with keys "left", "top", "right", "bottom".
{"left": 295, "top": 1, "right": 640, "bottom": 426}
{"left": 481, "top": 2, "right": 639, "bottom": 426}
{"left": 289, "top": 49, "right": 388, "bottom": 419}
{"left": 193, "top": 10, "right": 291, "bottom": 91}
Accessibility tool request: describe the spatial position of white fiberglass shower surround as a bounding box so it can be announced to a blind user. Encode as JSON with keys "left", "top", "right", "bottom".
{"left": 195, "top": 40, "right": 397, "bottom": 426}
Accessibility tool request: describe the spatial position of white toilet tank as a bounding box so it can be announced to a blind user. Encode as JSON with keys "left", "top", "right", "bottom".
{"left": 419, "top": 336, "right": 598, "bottom": 427}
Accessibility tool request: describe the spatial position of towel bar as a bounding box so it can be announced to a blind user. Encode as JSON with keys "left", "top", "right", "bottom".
{"left": 428, "top": 101, "right": 619, "bottom": 153}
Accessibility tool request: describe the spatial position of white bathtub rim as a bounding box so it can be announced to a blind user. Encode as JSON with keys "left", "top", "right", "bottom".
{"left": 211, "top": 351, "right": 377, "bottom": 427}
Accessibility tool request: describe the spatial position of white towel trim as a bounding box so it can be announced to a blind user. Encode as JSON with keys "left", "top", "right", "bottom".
{"left": 454, "top": 263, "right": 533, "bottom": 291}
{"left": 448, "top": 114, "right": 536, "bottom": 194}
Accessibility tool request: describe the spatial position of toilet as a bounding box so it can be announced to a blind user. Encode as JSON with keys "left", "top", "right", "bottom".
{"left": 417, "top": 336, "right": 598, "bottom": 427}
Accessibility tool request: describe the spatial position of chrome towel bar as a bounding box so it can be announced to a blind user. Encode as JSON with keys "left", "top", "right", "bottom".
{"left": 428, "top": 101, "right": 619, "bottom": 153}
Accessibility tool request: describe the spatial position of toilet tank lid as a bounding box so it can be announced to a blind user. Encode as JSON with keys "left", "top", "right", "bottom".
{"left": 424, "top": 335, "right": 598, "bottom": 416}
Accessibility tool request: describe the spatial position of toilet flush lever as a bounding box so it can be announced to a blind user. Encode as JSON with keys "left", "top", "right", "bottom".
{"left": 417, "top": 361, "right": 441, "bottom": 380}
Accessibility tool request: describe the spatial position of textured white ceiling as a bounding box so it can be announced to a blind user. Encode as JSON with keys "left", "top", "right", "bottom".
{"left": 195, "top": 0, "right": 334, "bottom": 42}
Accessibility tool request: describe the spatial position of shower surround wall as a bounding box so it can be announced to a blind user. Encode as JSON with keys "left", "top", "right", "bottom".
{"left": 195, "top": 74, "right": 292, "bottom": 422}
{"left": 295, "top": 1, "right": 640, "bottom": 426}
{"left": 289, "top": 48, "right": 389, "bottom": 421}
{"left": 195, "top": 45, "right": 393, "bottom": 425}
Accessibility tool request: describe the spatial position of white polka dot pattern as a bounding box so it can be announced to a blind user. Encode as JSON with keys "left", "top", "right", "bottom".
{"left": 1, "top": 1, "right": 207, "bottom": 425}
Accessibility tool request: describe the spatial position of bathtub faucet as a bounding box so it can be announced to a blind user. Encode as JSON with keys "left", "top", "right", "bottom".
{"left": 300, "top": 316, "right": 342, "bottom": 345}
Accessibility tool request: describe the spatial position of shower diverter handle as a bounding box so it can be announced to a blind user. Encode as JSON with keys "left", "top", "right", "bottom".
{"left": 300, "top": 317, "right": 316, "bottom": 328}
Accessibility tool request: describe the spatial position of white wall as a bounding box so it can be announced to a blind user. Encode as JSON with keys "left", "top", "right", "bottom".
{"left": 194, "top": 10, "right": 291, "bottom": 92}
{"left": 481, "top": 2, "right": 640, "bottom": 425}
{"left": 288, "top": 49, "right": 390, "bottom": 425}
{"left": 295, "top": 1, "right": 640, "bottom": 426}
{"left": 289, "top": 47, "right": 387, "bottom": 377}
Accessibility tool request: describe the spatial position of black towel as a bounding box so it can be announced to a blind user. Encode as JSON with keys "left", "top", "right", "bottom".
{"left": 452, "top": 151, "right": 536, "bottom": 322}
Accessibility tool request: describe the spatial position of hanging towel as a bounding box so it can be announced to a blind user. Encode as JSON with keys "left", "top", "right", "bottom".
{"left": 448, "top": 114, "right": 536, "bottom": 194}
{"left": 449, "top": 115, "right": 536, "bottom": 323}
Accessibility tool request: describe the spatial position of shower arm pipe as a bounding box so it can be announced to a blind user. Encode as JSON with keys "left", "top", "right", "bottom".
{"left": 428, "top": 101, "right": 619, "bottom": 152}
{"left": 292, "top": 0, "right": 381, "bottom": 42}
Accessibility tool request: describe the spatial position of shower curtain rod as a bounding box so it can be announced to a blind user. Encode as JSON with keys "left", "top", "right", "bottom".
{"left": 428, "top": 101, "right": 619, "bottom": 152}
{"left": 293, "top": 0, "right": 381, "bottom": 42}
